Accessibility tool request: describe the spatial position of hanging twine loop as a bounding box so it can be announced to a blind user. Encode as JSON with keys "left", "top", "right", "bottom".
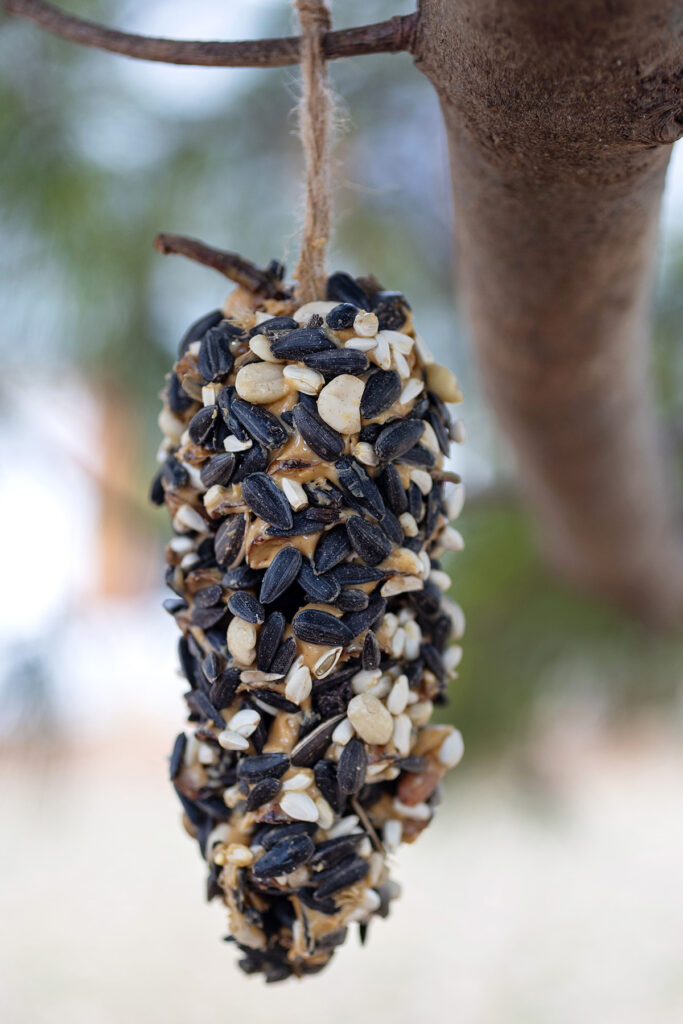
{"left": 294, "top": 0, "right": 333, "bottom": 303}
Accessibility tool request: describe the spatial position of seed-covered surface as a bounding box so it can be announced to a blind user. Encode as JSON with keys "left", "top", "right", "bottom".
{"left": 154, "top": 269, "right": 465, "bottom": 982}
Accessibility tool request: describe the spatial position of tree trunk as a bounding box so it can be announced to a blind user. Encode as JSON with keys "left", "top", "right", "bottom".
{"left": 416, "top": 0, "right": 683, "bottom": 625}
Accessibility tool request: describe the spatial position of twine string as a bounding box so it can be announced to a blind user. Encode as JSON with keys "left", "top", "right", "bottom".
{"left": 294, "top": 0, "right": 333, "bottom": 303}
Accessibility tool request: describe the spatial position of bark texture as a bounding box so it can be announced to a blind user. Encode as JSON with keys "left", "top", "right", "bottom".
{"left": 417, "top": 0, "right": 683, "bottom": 624}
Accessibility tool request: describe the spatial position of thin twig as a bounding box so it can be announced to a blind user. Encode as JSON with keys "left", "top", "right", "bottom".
{"left": 352, "top": 797, "right": 384, "bottom": 854}
{"left": 4, "top": 0, "right": 418, "bottom": 67}
{"left": 154, "top": 234, "right": 288, "bottom": 298}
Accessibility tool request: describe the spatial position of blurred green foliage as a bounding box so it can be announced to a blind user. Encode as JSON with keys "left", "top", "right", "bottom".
{"left": 1, "top": 1, "right": 682, "bottom": 755}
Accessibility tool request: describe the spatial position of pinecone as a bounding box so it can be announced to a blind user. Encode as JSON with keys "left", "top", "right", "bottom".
{"left": 152, "top": 269, "right": 466, "bottom": 981}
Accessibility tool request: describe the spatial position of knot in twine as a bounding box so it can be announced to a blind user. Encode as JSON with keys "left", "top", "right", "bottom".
{"left": 294, "top": 0, "right": 333, "bottom": 304}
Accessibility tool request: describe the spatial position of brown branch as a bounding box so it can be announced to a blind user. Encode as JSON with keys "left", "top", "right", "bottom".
{"left": 418, "top": 0, "right": 683, "bottom": 627}
{"left": 3, "top": 0, "right": 418, "bottom": 66}
{"left": 153, "top": 234, "right": 289, "bottom": 299}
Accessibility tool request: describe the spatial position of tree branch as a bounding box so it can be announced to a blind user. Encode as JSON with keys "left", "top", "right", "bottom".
{"left": 154, "top": 234, "right": 290, "bottom": 298}
{"left": 418, "top": 0, "right": 683, "bottom": 627}
{"left": 3, "top": 0, "right": 418, "bottom": 66}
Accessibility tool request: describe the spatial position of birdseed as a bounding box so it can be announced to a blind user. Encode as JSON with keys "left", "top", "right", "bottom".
{"left": 154, "top": 270, "right": 465, "bottom": 980}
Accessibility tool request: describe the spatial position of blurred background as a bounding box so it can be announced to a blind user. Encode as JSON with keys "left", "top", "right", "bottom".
{"left": 1, "top": 2, "right": 683, "bottom": 1022}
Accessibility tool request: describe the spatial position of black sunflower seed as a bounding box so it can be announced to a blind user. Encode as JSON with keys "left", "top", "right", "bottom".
{"left": 256, "top": 822, "right": 317, "bottom": 850}
{"left": 222, "top": 564, "right": 262, "bottom": 589}
{"left": 377, "top": 463, "right": 408, "bottom": 516}
{"left": 428, "top": 389, "right": 452, "bottom": 427}
{"left": 359, "top": 424, "right": 382, "bottom": 445}
{"left": 270, "top": 327, "right": 335, "bottom": 360}
{"left": 394, "top": 755, "right": 427, "bottom": 773}
{"left": 413, "top": 579, "right": 441, "bottom": 618}
{"left": 252, "top": 832, "right": 315, "bottom": 879}
{"left": 188, "top": 405, "right": 218, "bottom": 446}
{"left": 310, "top": 834, "right": 364, "bottom": 870}
{"left": 372, "top": 290, "right": 409, "bottom": 331}
{"left": 232, "top": 442, "right": 269, "bottom": 484}
{"left": 398, "top": 444, "right": 436, "bottom": 469}
{"left": 408, "top": 481, "right": 424, "bottom": 521}
{"left": 314, "top": 854, "right": 369, "bottom": 899}
{"left": 150, "top": 469, "right": 165, "bottom": 506}
{"left": 185, "top": 690, "right": 226, "bottom": 728}
{"left": 335, "top": 457, "right": 385, "bottom": 521}
{"left": 302, "top": 348, "right": 369, "bottom": 377}
{"left": 194, "top": 584, "right": 223, "bottom": 608}
{"left": 254, "top": 690, "right": 300, "bottom": 713}
{"left": 291, "top": 714, "right": 345, "bottom": 768}
{"left": 250, "top": 316, "right": 298, "bottom": 337}
{"left": 330, "top": 564, "right": 385, "bottom": 586}
{"left": 169, "top": 733, "right": 187, "bottom": 780}
{"left": 216, "top": 386, "right": 249, "bottom": 442}
{"left": 360, "top": 370, "right": 402, "bottom": 419}
{"left": 313, "top": 759, "right": 341, "bottom": 811}
{"left": 342, "top": 596, "right": 387, "bottom": 638}
{"left": 241, "top": 473, "right": 293, "bottom": 530}
{"left": 296, "top": 391, "right": 318, "bottom": 412}
{"left": 362, "top": 630, "right": 381, "bottom": 670}
{"left": 337, "top": 738, "right": 367, "bottom": 796}
{"left": 257, "top": 611, "right": 286, "bottom": 671}
{"left": 178, "top": 308, "right": 222, "bottom": 357}
{"left": 231, "top": 398, "right": 289, "bottom": 450}
{"left": 425, "top": 486, "right": 441, "bottom": 537}
{"left": 298, "top": 559, "right": 341, "bottom": 603}
{"left": 325, "top": 303, "right": 358, "bottom": 329}
{"left": 313, "top": 524, "right": 351, "bottom": 573}
{"left": 237, "top": 753, "right": 290, "bottom": 782}
{"left": 198, "top": 325, "right": 235, "bottom": 382}
{"left": 209, "top": 668, "right": 239, "bottom": 713}
{"left": 335, "top": 588, "right": 369, "bottom": 612}
{"left": 411, "top": 395, "right": 430, "bottom": 420}
{"left": 326, "top": 272, "right": 370, "bottom": 309}
{"left": 174, "top": 786, "right": 207, "bottom": 830}
{"left": 421, "top": 642, "right": 447, "bottom": 681}
{"left": 265, "top": 506, "right": 342, "bottom": 538}
{"left": 375, "top": 419, "right": 425, "bottom": 462}
{"left": 206, "top": 863, "right": 222, "bottom": 902}
{"left": 178, "top": 636, "right": 200, "bottom": 687}
{"left": 432, "top": 614, "right": 453, "bottom": 652}
{"left": 162, "top": 455, "right": 188, "bottom": 489}
{"left": 292, "top": 609, "right": 353, "bottom": 646}
{"left": 191, "top": 603, "right": 227, "bottom": 629}
{"left": 346, "top": 515, "right": 392, "bottom": 565}
{"left": 381, "top": 508, "right": 404, "bottom": 545}
{"left": 246, "top": 776, "right": 281, "bottom": 812}
{"left": 270, "top": 637, "right": 298, "bottom": 676}
{"left": 200, "top": 452, "right": 236, "bottom": 488}
{"left": 259, "top": 546, "right": 302, "bottom": 603}
{"left": 297, "top": 888, "right": 338, "bottom": 917}
{"left": 292, "top": 403, "right": 344, "bottom": 461}
{"left": 227, "top": 591, "right": 265, "bottom": 624}
{"left": 214, "top": 514, "right": 246, "bottom": 566}
{"left": 305, "top": 482, "right": 344, "bottom": 508}
{"left": 202, "top": 651, "right": 223, "bottom": 682}
{"left": 427, "top": 408, "right": 451, "bottom": 455}
{"left": 163, "top": 597, "right": 187, "bottom": 616}
{"left": 317, "top": 927, "right": 349, "bottom": 949}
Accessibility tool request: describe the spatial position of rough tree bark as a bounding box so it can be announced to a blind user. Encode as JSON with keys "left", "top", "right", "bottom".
{"left": 417, "top": 0, "right": 683, "bottom": 625}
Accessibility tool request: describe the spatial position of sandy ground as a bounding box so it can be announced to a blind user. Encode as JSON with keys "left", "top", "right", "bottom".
{"left": 1, "top": 723, "right": 682, "bottom": 1024}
